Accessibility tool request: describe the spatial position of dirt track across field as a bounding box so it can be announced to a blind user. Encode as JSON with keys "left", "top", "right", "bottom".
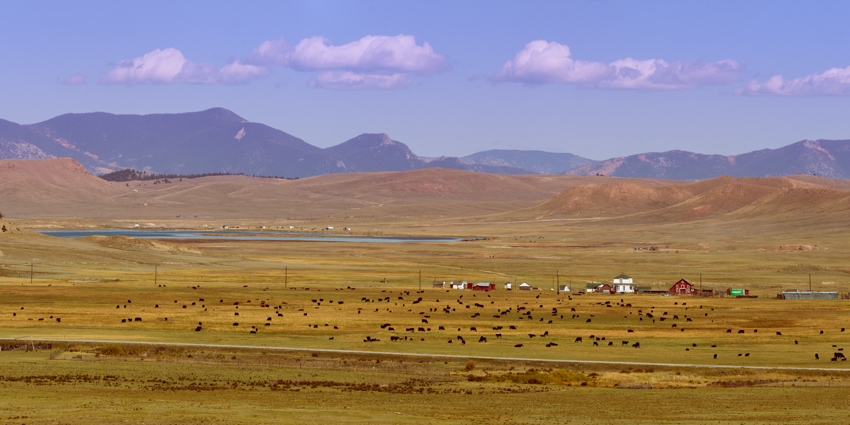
{"left": 9, "top": 337, "right": 850, "bottom": 372}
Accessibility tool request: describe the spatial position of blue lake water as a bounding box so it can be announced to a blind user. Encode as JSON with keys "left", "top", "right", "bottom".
{"left": 38, "top": 229, "right": 460, "bottom": 243}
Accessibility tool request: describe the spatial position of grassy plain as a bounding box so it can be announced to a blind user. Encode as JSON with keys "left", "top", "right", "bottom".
{"left": 3, "top": 217, "right": 850, "bottom": 423}
{"left": 3, "top": 167, "right": 850, "bottom": 423}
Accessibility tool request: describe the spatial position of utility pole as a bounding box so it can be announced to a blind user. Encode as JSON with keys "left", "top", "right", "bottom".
{"left": 418, "top": 270, "right": 421, "bottom": 291}
{"left": 700, "top": 273, "right": 702, "bottom": 293}
{"left": 285, "top": 267, "right": 288, "bottom": 288}
{"left": 809, "top": 273, "right": 812, "bottom": 292}
{"left": 30, "top": 262, "right": 33, "bottom": 284}
{"left": 557, "top": 270, "right": 560, "bottom": 293}
{"left": 154, "top": 264, "right": 158, "bottom": 286}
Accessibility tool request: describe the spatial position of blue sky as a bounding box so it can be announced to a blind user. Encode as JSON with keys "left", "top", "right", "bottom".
{"left": 3, "top": 0, "right": 850, "bottom": 160}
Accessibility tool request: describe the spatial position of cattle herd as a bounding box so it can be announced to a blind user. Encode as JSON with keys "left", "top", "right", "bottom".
{"left": 7, "top": 285, "right": 849, "bottom": 365}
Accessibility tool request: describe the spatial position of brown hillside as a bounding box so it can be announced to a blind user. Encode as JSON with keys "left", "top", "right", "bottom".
{"left": 0, "top": 158, "right": 125, "bottom": 216}
{"left": 785, "top": 174, "right": 850, "bottom": 191}
{"left": 0, "top": 159, "right": 681, "bottom": 219}
{"left": 519, "top": 175, "right": 845, "bottom": 222}
{"left": 526, "top": 182, "right": 695, "bottom": 219}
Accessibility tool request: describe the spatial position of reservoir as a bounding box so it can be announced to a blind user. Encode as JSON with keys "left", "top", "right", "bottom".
{"left": 38, "top": 229, "right": 460, "bottom": 243}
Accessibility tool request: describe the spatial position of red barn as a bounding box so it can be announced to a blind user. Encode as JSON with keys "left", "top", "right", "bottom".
{"left": 472, "top": 282, "right": 495, "bottom": 292}
{"left": 669, "top": 279, "right": 693, "bottom": 295}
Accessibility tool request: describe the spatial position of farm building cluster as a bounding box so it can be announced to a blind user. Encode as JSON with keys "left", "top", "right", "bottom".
{"left": 433, "top": 274, "right": 752, "bottom": 297}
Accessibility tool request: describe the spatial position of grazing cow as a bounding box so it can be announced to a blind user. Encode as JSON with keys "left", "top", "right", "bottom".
{"left": 543, "top": 331, "right": 549, "bottom": 337}
{"left": 478, "top": 336, "right": 487, "bottom": 343}
{"left": 593, "top": 341, "right": 598, "bottom": 346}
{"left": 608, "top": 342, "right": 613, "bottom": 346}
{"left": 713, "top": 354, "right": 717, "bottom": 359}
{"left": 514, "top": 344, "right": 523, "bottom": 348}
{"left": 509, "top": 325, "right": 517, "bottom": 330}
{"left": 737, "top": 330, "right": 744, "bottom": 334}
{"left": 632, "top": 342, "right": 640, "bottom": 348}
{"left": 820, "top": 330, "right": 824, "bottom": 334}
{"left": 417, "top": 327, "right": 425, "bottom": 332}
{"left": 726, "top": 329, "right": 732, "bottom": 333}
{"left": 776, "top": 331, "right": 782, "bottom": 336}
{"left": 835, "top": 352, "right": 847, "bottom": 360}
{"left": 586, "top": 319, "right": 591, "bottom": 323}
{"left": 745, "top": 353, "right": 750, "bottom": 357}
{"left": 528, "top": 334, "right": 536, "bottom": 338}
{"left": 574, "top": 337, "right": 583, "bottom": 343}
{"left": 470, "top": 327, "right": 477, "bottom": 332}
{"left": 815, "top": 353, "right": 820, "bottom": 360}
{"left": 622, "top": 341, "right": 629, "bottom": 346}
{"left": 627, "top": 329, "right": 634, "bottom": 333}
{"left": 439, "top": 326, "right": 445, "bottom": 330}
{"left": 233, "top": 323, "right": 238, "bottom": 326}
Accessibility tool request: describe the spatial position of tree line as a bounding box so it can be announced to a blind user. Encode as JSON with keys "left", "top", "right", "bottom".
{"left": 98, "top": 169, "right": 299, "bottom": 182}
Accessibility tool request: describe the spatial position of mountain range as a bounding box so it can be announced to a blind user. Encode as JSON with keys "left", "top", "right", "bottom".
{"left": 1, "top": 107, "right": 849, "bottom": 179}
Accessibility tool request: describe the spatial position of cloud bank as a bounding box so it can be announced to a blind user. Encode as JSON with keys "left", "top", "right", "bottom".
{"left": 735, "top": 66, "right": 850, "bottom": 96}
{"left": 491, "top": 40, "right": 741, "bottom": 90}
{"left": 102, "top": 35, "right": 445, "bottom": 90}
{"left": 247, "top": 34, "right": 446, "bottom": 90}
{"left": 100, "top": 48, "right": 267, "bottom": 85}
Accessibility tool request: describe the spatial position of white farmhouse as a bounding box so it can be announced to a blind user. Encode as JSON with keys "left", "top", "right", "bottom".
{"left": 613, "top": 273, "right": 635, "bottom": 293}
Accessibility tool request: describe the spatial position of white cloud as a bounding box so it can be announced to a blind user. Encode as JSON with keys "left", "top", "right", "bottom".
{"left": 61, "top": 74, "right": 87, "bottom": 85}
{"left": 244, "top": 34, "right": 446, "bottom": 90}
{"left": 491, "top": 40, "right": 741, "bottom": 90}
{"left": 308, "top": 71, "right": 411, "bottom": 90}
{"left": 490, "top": 40, "right": 610, "bottom": 84}
{"left": 289, "top": 35, "right": 446, "bottom": 74}
{"left": 244, "top": 37, "right": 291, "bottom": 67}
{"left": 99, "top": 48, "right": 268, "bottom": 85}
{"left": 735, "top": 66, "right": 850, "bottom": 96}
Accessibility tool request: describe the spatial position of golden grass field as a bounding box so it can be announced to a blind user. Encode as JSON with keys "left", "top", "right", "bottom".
{"left": 3, "top": 159, "right": 850, "bottom": 423}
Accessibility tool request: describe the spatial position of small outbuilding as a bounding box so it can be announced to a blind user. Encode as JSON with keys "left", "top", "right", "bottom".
{"left": 451, "top": 281, "right": 469, "bottom": 290}
{"left": 504, "top": 283, "right": 512, "bottom": 290}
{"left": 558, "top": 284, "right": 571, "bottom": 292}
{"left": 518, "top": 282, "right": 532, "bottom": 291}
